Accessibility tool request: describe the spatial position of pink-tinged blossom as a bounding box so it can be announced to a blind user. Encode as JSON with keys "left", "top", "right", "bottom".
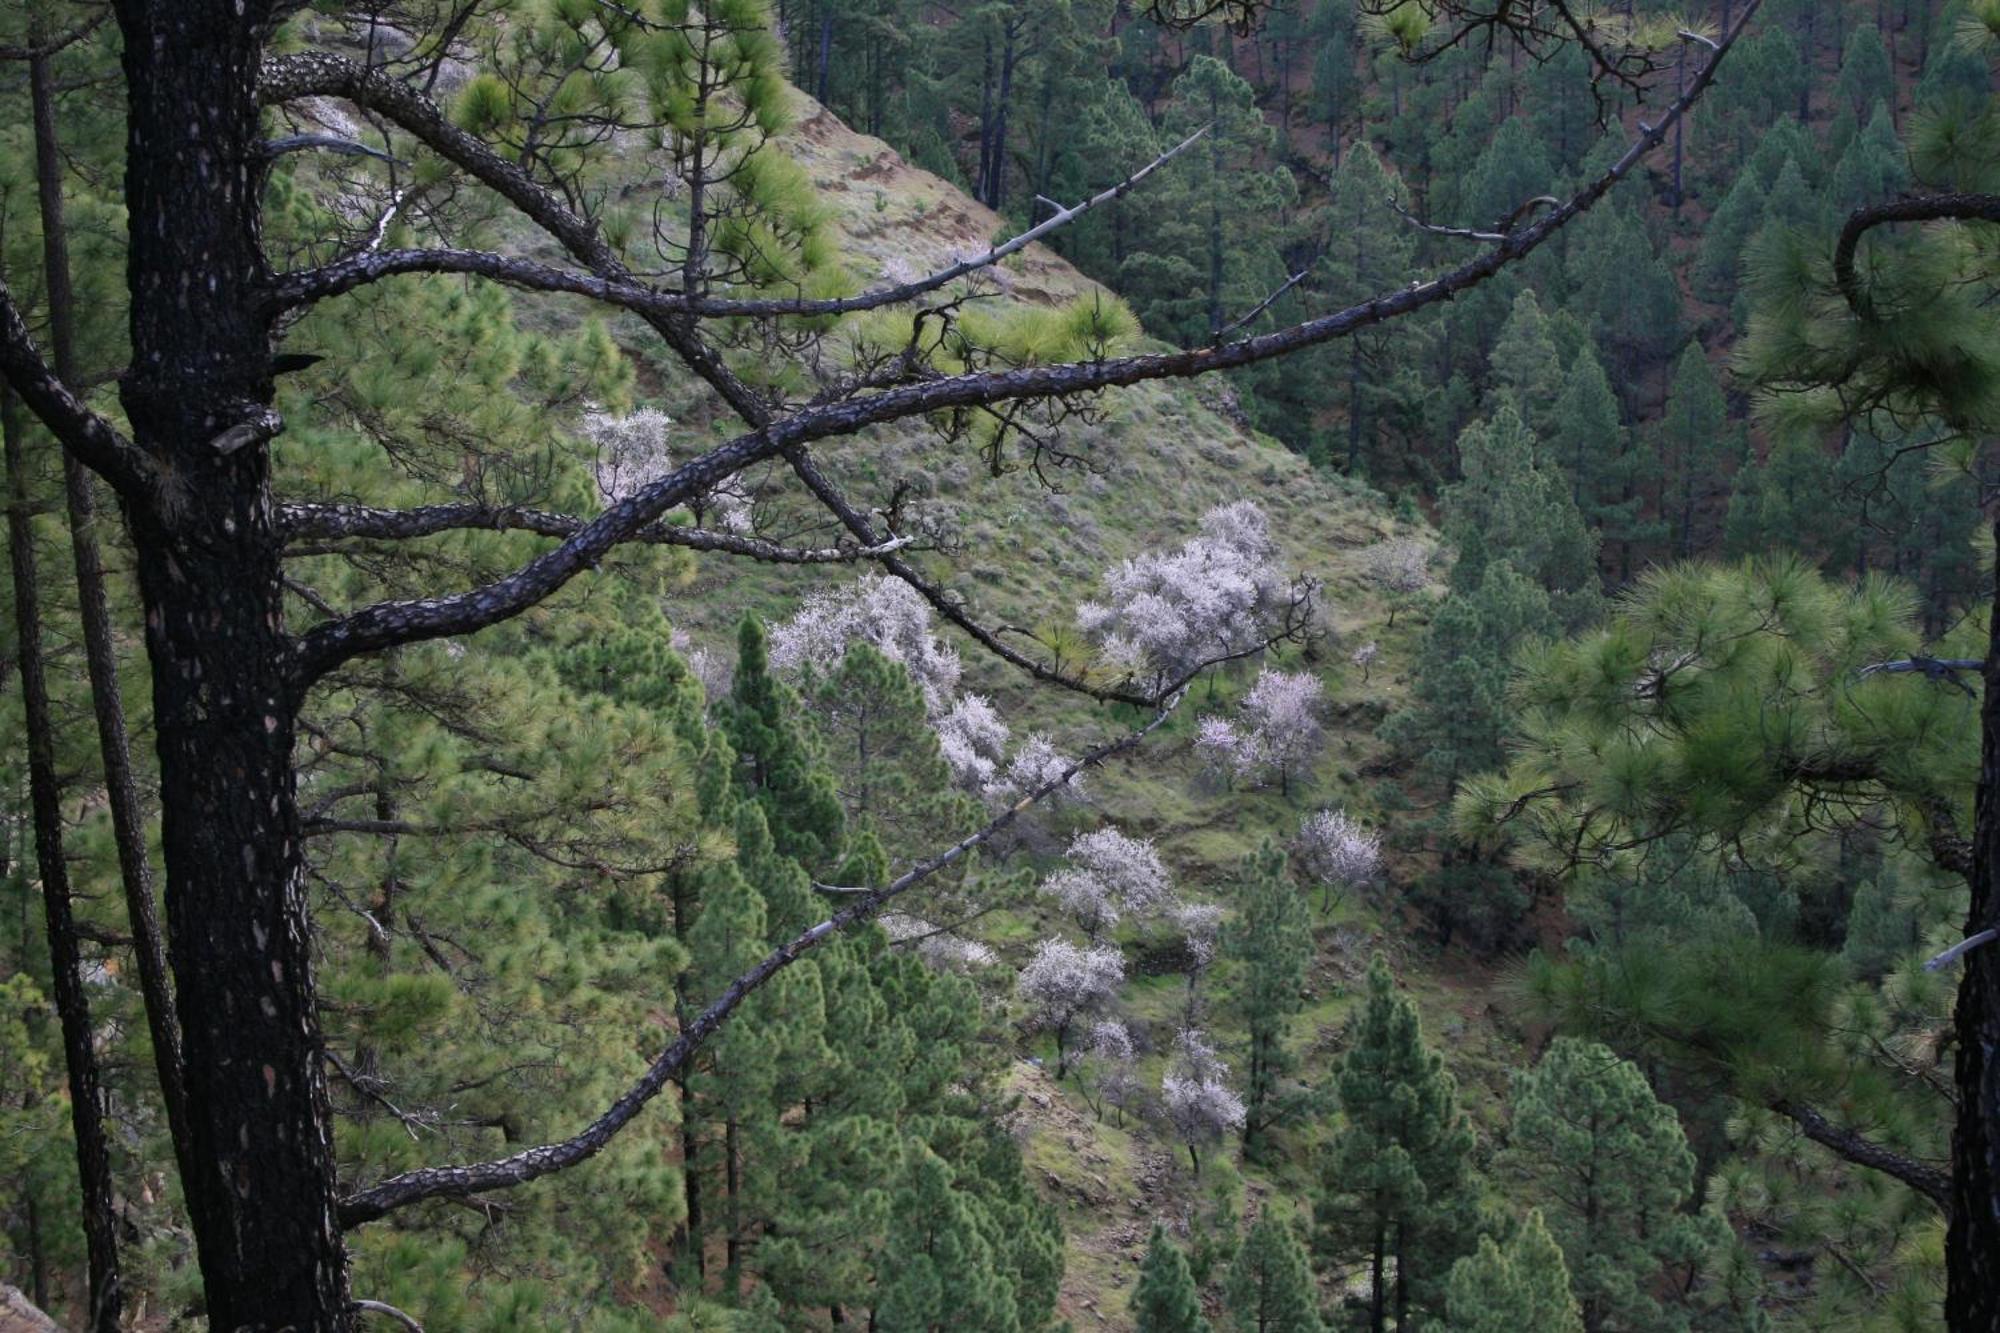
{"left": 1351, "top": 640, "right": 1380, "bottom": 681}
{"left": 770, "top": 575, "right": 963, "bottom": 712}
{"left": 1162, "top": 1029, "right": 1244, "bottom": 1167}
{"left": 1016, "top": 938, "right": 1126, "bottom": 1077}
{"left": 1040, "top": 827, "right": 1172, "bottom": 940}
{"left": 1077, "top": 502, "right": 1287, "bottom": 691}
{"left": 1175, "top": 902, "right": 1225, "bottom": 971}
{"left": 1295, "top": 808, "right": 1382, "bottom": 909}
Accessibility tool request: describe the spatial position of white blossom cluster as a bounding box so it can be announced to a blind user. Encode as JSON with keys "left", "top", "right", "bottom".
{"left": 1041, "top": 827, "right": 1175, "bottom": 940}
{"left": 1364, "top": 536, "right": 1432, "bottom": 595}
{"left": 1014, "top": 938, "right": 1125, "bottom": 1030}
{"left": 1162, "top": 1028, "right": 1245, "bottom": 1147}
{"left": 1082, "top": 1019, "right": 1141, "bottom": 1114}
{"left": 769, "top": 576, "right": 1084, "bottom": 804}
{"left": 1174, "top": 902, "right": 1225, "bottom": 972}
{"left": 770, "top": 575, "right": 964, "bottom": 712}
{"left": 580, "top": 406, "right": 675, "bottom": 505}
{"left": 1294, "top": 808, "right": 1382, "bottom": 902}
{"left": 581, "top": 405, "right": 755, "bottom": 533}
{"left": 1193, "top": 667, "right": 1326, "bottom": 790}
{"left": 879, "top": 913, "right": 998, "bottom": 973}
{"left": 1077, "top": 501, "right": 1287, "bottom": 691}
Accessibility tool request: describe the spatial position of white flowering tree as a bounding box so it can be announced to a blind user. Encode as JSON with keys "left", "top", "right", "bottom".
{"left": 1193, "top": 668, "right": 1326, "bottom": 797}
{"left": 770, "top": 580, "right": 1087, "bottom": 808}
{"left": 1041, "top": 827, "right": 1175, "bottom": 941}
{"left": 1076, "top": 1020, "right": 1142, "bottom": 1126}
{"left": 1363, "top": 536, "right": 1433, "bottom": 628}
{"left": 1162, "top": 1028, "right": 1245, "bottom": 1173}
{"left": 1351, "top": 640, "right": 1379, "bottom": 684}
{"left": 983, "top": 731, "right": 1088, "bottom": 810}
{"left": 1294, "top": 808, "right": 1383, "bottom": 911}
{"left": 1174, "top": 901, "right": 1225, "bottom": 1023}
{"left": 770, "top": 575, "right": 964, "bottom": 712}
{"left": 1077, "top": 502, "right": 1312, "bottom": 695}
{"left": 1015, "top": 938, "right": 1126, "bottom": 1078}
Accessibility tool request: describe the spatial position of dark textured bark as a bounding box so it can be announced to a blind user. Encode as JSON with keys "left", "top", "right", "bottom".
{"left": 29, "top": 47, "right": 192, "bottom": 1180}
{"left": 111, "top": 3, "right": 352, "bottom": 1328}
{"left": 1946, "top": 525, "right": 2000, "bottom": 1330}
{"left": 5, "top": 388, "right": 122, "bottom": 1333}
{"left": 1769, "top": 1099, "right": 1951, "bottom": 1209}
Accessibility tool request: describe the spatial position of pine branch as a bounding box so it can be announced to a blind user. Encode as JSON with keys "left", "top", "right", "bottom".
{"left": 0, "top": 278, "right": 153, "bottom": 499}
{"left": 280, "top": 499, "right": 911, "bottom": 564}
{"left": 1835, "top": 194, "right": 2000, "bottom": 317}
{"left": 269, "top": 127, "right": 1212, "bottom": 322}
{"left": 1768, "top": 1097, "right": 1952, "bottom": 1210}
{"left": 287, "top": 0, "right": 1756, "bottom": 688}
{"left": 334, "top": 695, "right": 1185, "bottom": 1227}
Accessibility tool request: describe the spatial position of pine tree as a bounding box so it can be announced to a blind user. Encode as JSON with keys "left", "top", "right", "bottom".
{"left": 1489, "top": 289, "right": 1566, "bottom": 437}
{"left": 1440, "top": 405, "right": 1601, "bottom": 632}
{"left": 1230, "top": 842, "right": 1313, "bottom": 1157}
{"left": 1315, "top": 955, "right": 1477, "bottom": 1333}
{"left": 1654, "top": 343, "right": 1739, "bottom": 558}
{"left": 1226, "top": 1209, "right": 1325, "bottom": 1333}
{"left": 726, "top": 615, "right": 846, "bottom": 871}
{"left": 1500, "top": 1038, "right": 1718, "bottom": 1333}
{"left": 806, "top": 642, "right": 978, "bottom": 867}
{"left": 1444, "top": 1210, "right": 1584, "bottom": 1333}
{"left": 1547, "top": 345, "right": 1654, "bottom": 581}
{"left": 1121, "top": 55, "right": 1297, "bottom": 347}
{"left": 1134, "top": 1224, "right": 1213, "bottom": 1333}
{"left": 1314, "top": 141, "right": 1420, "bottom": 474}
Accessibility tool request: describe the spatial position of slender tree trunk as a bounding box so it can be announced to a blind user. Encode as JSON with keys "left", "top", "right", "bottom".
{"left": 1393, "top": 1219, "right": 1408, "bottom": 1331}
{"left": 25, "top": 1194, "right": 49, "bottom": 1312}
{"left": 29, "top": 48, "right": 192, "bottom": 1178}
{"left": 990, "top": 19, "right": 1018, "bottom": 212}
{"left": 113, "top": 5, "right": 352, "bottom": 1327}
{"left": 5, "top": 389, "right": 121, "bottom": 1333}
{"left": 1946, "top": 527, "right": 2000, "bottom": 1329}
{"left": 1369, "top": 1212, "right": 1386, "bottom": 1333}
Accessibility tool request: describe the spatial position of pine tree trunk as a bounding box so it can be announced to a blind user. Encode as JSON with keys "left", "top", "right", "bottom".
{"left": 5, "top": 389, "right": 122, "bottom": 1333}
{"left": 1945, "top": 522, "right": 2000, "bottom": 1330}
{"left": 29, "top": 47, "right": 192, "bottom": 1178}
{"left": 1369, "top": 1210, "right": 1386, "bottom": 1333}
{"left": 114, "top": 6, "right": 352, "bottom": 1327}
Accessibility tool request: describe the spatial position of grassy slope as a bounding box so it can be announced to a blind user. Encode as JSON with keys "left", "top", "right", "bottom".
{"left": 650, "top": 94, "right": 1526, "bottom": 1329}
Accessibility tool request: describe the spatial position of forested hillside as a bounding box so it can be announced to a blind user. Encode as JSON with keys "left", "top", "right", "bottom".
{"left": 0, "top": 2, "right": 1996, "bottom": 1331}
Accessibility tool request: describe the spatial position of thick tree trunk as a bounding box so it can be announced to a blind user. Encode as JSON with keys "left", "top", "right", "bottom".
{"left": 5, "top": 390, "right": 122, "bottom": 1333}
{"left": 29, "top": 47, "right": 193, "bottom": 1179}
{"left": 113, "top": 4, "right": 352, "bottom": 1327}
{"left": 1946, "top": 521, "right": 2000, "bottom": 1329}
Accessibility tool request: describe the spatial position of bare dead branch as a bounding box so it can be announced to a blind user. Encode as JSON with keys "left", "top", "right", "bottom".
{"left": 280, "top": 499, "right": 910, "bottom": 564}
{"left": 1926, "top": 929, "right": 1999, "bottom": 973}
{"left": 268, "top": 126, "right": 1211, "bottom": 322}
{"left": 262, "top": 133, "right": 403, "bottom": 165}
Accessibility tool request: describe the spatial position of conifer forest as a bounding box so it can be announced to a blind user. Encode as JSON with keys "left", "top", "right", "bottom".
{"left": 3, "top": 0, "right": 2000, "bottom": 1328}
